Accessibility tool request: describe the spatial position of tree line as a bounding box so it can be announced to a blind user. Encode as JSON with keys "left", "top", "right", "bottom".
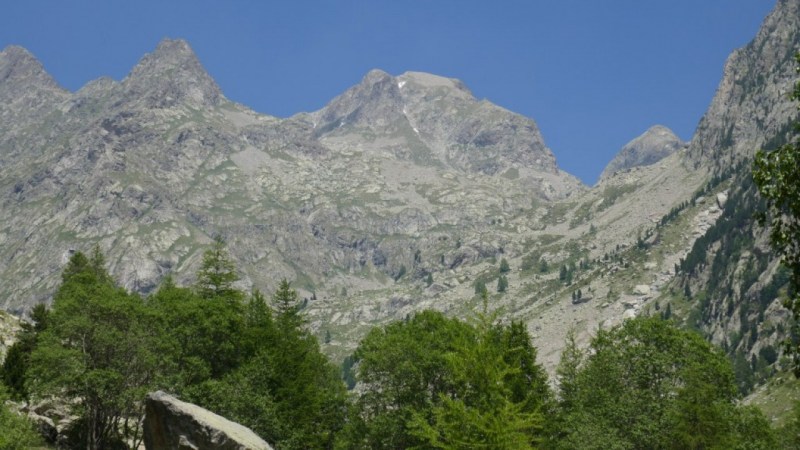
{"left": 0, "top": 238, "right": 795, "bottom": 449}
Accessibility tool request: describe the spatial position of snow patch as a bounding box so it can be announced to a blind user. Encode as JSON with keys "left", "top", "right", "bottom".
{"left": 413, "top": 127, "right": 419, "bottom": 134}
{"left": 398, "top": 80, "right": 406, "bottom": 89}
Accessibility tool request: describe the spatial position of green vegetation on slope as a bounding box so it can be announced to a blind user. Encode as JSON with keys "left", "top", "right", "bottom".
{"left": 0, "top": 241, "right": 787, "bottom": 449}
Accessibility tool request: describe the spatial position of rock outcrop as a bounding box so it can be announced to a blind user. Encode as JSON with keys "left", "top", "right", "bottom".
{"left": 600, "top": 125, "right": 685, "bottom": 181}
{"left": 687, "top": 0, "right": 800, "bottom": 169}
{"left": 143, "top": 391, "right": 273, "bottom": 450}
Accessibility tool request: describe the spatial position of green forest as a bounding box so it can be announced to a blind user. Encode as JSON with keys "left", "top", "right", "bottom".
{"left": 0, "top": 238, "right": 797, "bottom": 449}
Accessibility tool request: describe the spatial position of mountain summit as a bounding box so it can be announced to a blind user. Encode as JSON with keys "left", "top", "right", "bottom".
{"left": 122, "top": 38, "right": 223, "bottom": 108}
{"left": 0, "top": 41, "right": 583, "bottom": 315}
{"left": 0, "top": 45, "right": 68, "bottom": 126}
{"left": 600, "top": 125, "right": 685, "bottom": 181}
{"left": 313, "top": 68, "right": 566, "bottom": 177}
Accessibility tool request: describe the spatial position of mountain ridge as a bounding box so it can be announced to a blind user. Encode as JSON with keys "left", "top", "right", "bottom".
{"left": 0, "top": 0, "right": 798, "bottom": 386}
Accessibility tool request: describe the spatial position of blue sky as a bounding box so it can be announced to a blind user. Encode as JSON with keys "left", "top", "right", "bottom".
{"left": 2, "top": 1, "right": 774, "bottom": 184}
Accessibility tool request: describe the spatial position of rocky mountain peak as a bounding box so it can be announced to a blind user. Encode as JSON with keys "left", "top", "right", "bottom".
{"left": 0, "top": 45, "right": 68, "bottom": 126}
{"left": 600, "top": 125, "right": 685, "bottom": 181}
{"left": 0, "top": 45, "right": 64, "bottom": 93}
{"left": 687, "top": 0, "right": 800, "bottom": 168}
{"left": 122, "top": 38, "right": 222, "bottom": 108}
{"left": 313, "top": 68, "right": 404, "bottom": 133}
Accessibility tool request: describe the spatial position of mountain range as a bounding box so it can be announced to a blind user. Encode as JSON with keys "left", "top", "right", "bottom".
{"left": 0, "top": 0, "right": 799, "bottom": 381}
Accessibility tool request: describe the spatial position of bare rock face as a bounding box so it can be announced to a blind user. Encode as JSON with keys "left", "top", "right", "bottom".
{"left": 0, "top": 45, "right": 68, "bottom": 127}
{"left": 143, "top": 391, "right": 273, "bottom": 450}
{"left": 0, "top": 37, "right": 587, "bottom": 317}
{"left": 312, "top": 69, "right": 566, "bottom": 177}
{"left": 687, "top": 0, "right": 800, "bottom": 169}
{"left": 122, "top": 38, "right": 223, "bottom": 109}
{"left": 600, "top": 125, "right": 685, "bottom": 181}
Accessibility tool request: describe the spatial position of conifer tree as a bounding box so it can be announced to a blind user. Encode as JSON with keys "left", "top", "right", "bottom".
{"left": 196, "top": 235, "right": 241, "bottom": 302}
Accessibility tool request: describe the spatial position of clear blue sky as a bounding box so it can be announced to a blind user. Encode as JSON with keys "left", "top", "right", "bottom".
{"left": 2, "top": 1, "right": 775, "bottom": 184}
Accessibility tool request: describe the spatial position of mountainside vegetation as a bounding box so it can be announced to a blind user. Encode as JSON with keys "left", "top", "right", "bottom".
{"left": 754, "top": 52, "right": 800, "bottom": 376}
{"left": 0, "top": 243, "right": 788, "bottom": 449}
{"left": 1, "top": 1, "right": 800, "bottom": 448}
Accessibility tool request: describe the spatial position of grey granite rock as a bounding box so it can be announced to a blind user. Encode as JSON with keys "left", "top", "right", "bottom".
{"left": 143, "top": 391, "right": 272, "bottom": 450}
{"left": 600, "top": 125, "right": 685, "bottom": 181}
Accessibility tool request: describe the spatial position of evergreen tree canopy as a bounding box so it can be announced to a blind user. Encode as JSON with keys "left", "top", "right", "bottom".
{"left": 196, "top": 235, "right": 242, "bottom": 302}
{"left": 556, "top": 317, "right": 775, "bottom": 449}
{"left": 27, "top": 251, "right": 164, "bottom": 449}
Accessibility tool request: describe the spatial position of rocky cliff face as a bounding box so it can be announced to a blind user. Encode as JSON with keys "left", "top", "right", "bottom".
{"left": 600, "top": 125, "right": 686, "bottom": 181}
{"left": 688, "top": 0, "right": 800, "bottom": 169}
{"left": 0, "top": 38, "right": 583, "bottom": 317}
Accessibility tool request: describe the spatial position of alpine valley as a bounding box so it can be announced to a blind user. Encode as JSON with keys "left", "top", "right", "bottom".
{"left": 1, "top": 0, "right": 799, "bottom": 420}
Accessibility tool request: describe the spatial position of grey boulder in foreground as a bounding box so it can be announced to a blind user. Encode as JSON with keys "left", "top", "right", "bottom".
{"left": 143, "top": 391, "right": 273, "bottom": 450}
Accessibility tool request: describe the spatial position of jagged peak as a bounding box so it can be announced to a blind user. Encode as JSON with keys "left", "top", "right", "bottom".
{"left": 123, "top": 38, "right": 222, "bottom": 107}
{"left": 0, "top": 45, "right": 65, "bottom": 92}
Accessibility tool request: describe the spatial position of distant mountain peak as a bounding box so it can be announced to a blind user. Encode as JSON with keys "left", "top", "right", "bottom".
{"left": 600, "top": 125, "right": 685, "bottom": 181}
{"left": 313, "top": 68, "right": 404, "bottom": 132}
{"left": 122, "top": 37, "right": 222, "bottom": 108}
{"left": 0, "top": 45, "right": 64, "bottom": 92}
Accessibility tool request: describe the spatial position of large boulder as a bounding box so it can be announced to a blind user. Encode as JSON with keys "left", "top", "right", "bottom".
{"left": 143, "top": 391, "right": 272, "bottom": 450}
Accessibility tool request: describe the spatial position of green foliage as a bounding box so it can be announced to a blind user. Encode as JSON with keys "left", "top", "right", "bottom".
{"left": 340, "top": 310, "right": 473, "bottom": 448}
{"left": 409, "top": 313, "right": 546, "bottom": 449}
{"left": 0, "top": 386, "right": 42, "bottom": 449}
{"left": 22, "top": 244, "right": 347, "bottom": 449}
{"left": 497, "top": 275, "right": 509, "bottom": 293}
{"left": 339, "top": 307, "right": 550, "bottom": 449}
{"left": 0, "top": 303, "right": 48, "bottom": 400}
{"left": 475, "top": 279, "right": 488, "bottom": 296}
{"left": 556, "top": 317, "right": 775, "bottom": 449}
{"left": 195, "top": 235, "right": 242, "bottom": 302}
{"left": 499, "top": 258, "right": 511, "bottom": 273}
{"left": 555, "top": 329, "right": 582, "bottom": 411}
{"left": 186, "top": 280, "right": 346, "bottom": 449}
{"left": 753, "top": 52, "right": 800, "bottom": 376}
{"left": 27, "top": 251, "right": 164, "bottom": 449}
{"left": 150, "top": 280, "right": 245, "bottom": 385}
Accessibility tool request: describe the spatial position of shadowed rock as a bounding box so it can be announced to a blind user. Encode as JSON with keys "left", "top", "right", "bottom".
{"left": 143, "top": 391, "right": 273, "bottom": 450}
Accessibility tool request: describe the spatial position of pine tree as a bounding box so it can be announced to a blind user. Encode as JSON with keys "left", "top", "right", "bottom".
{"left": 196, "top": 235, "right": 241, "bottom": 302}
{"left": 539, "top": 258, "right": 548, "bottom": 273}
{"left": 556, "top": 328, "right": 583, "bottom": 410}
{"left": 497, "top": 275, "right": 509, "bottom": 293}
{"left": 475, "top": 280, "right": 488, "bottom": 296}
{"left": 500, "top": 258, "right": 511, "bottom": 273}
